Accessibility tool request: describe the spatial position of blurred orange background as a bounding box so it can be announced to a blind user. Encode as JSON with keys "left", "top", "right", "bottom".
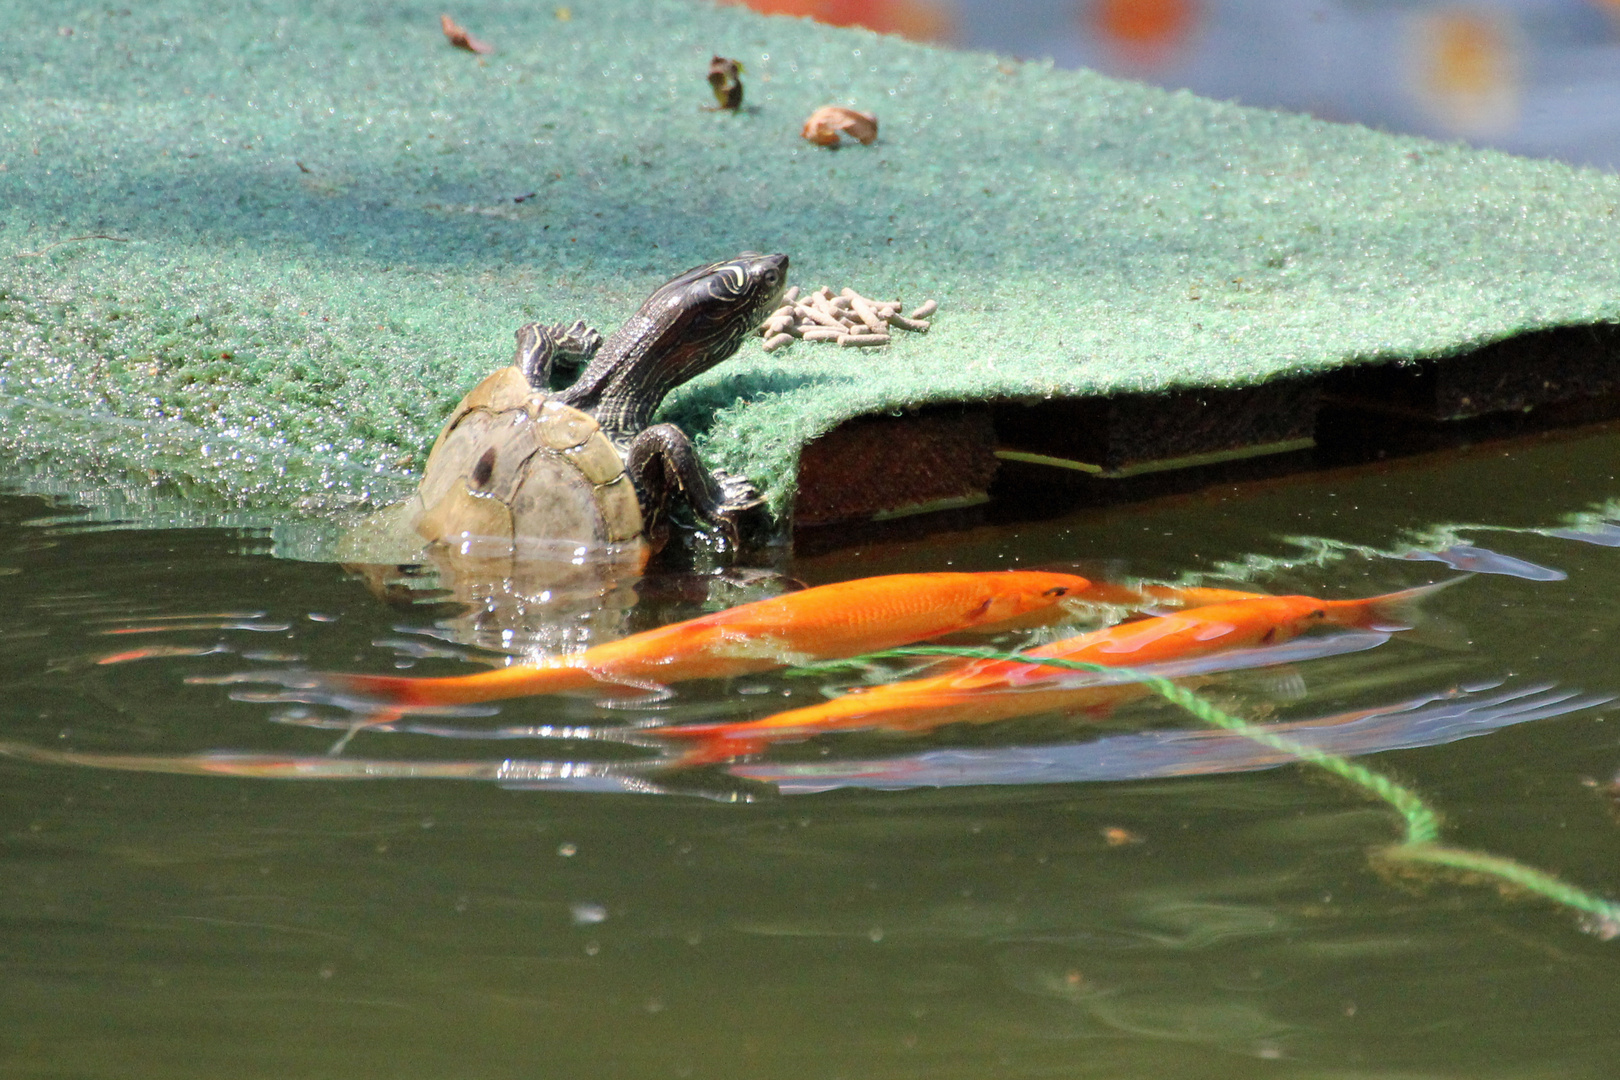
{"left": 721, "top": 0, "right": 954, "bottom": 41}
{"left": 721, "top": 0, "right": 1620, "bottom": 170}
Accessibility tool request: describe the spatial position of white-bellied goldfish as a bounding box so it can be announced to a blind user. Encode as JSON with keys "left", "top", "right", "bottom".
{"left": 658, "top": 581, "right": 1456, "bottom": 764}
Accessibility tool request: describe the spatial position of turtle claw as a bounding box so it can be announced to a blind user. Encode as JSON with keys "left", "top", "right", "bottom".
{"left": 711, "top": 469, "right": 765, "bottom": 515}
{"left": 550, "top": 319, "right": 603, "bottom": 368}
{"left": 513, "top": 319, "right": 604, "bottom": 389}
{"left": 703, "top": 471, "right": 770, "bottom": 554}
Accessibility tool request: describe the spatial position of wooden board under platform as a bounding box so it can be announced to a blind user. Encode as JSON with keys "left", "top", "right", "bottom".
{"left": 788, "top": 324, "right": 1620, "bottom": 550}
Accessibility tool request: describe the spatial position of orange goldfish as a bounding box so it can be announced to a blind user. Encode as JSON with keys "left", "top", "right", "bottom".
{"left": 297, "top": 571, "right": 1119, "bottom": 707}
{"left": 1092, "top": 582, "right": 1266, "bottom": 609}
{"left": 658, "top": 581, "right": 1453, "bottom": 764}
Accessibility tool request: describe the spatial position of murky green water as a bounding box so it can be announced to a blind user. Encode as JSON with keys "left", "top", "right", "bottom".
{"left": 6, "top": 423, "right": 1620, "bottom": 1079}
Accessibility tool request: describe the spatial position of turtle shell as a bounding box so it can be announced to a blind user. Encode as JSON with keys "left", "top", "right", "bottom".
{"left": 410, "top": 365, "right": 645, "bottom": 556}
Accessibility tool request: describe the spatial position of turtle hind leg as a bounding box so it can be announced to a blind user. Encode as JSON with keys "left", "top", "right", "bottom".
{"left": 513, "top": 319, "right": 603, "bottom": 389}
{"left": 626, "top": 424, "right": 765, "bottom": 553}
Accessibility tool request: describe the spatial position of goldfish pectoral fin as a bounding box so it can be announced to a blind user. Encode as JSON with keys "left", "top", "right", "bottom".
{"left": 1237, "top": 665, "right": 1308, "bottom": 703}
{"left": 589, "top": 678, "right": 676, "bottom": 709}
{"left": 1364, "top": 575, "right": 1472, "bottom": 632}
{"left": 1399, "top": 612, "right": 1473, "bottom": 652}
{"left": 363, "top": 707, "right": 407, "bottom": 727}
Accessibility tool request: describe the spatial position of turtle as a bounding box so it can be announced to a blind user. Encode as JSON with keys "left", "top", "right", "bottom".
{"left": 397, "top": 251, "right": 789, "bottom": 567}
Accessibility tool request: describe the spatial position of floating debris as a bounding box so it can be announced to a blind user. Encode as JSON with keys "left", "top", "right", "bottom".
{"left": 706, "top": 56, "right": 744, "bottom": 111}
{"left": 758, "top": 286, "right": 936, "bottom": 351}
{"left": 440, "top": 13, "right": 493, "bottom": 54}
{"left": 801, "top": 106, "right": 878, "bottom": 147}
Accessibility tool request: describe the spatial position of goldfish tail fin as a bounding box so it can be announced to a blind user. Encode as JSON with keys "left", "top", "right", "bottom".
{"left": 223, "top": 668, "right": 521, "bottom": 709}
{"left": 306, "top": 671, "right": 448, "bottom": 708}
{"left": 304, "top": 660, "right": 599, "bottom": 708}
{"left": 1361, "top": 575, "right": 1472, "bottom": 633}
{"left": 190, "top": 667, "right": 445, "bottom": 708}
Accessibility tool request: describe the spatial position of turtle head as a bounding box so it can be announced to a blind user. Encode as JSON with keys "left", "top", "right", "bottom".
{"left": 633, "top": 251, "right": 789, "bottom": 391}
{"left": 555, "top": 252, "right": 789, "bottom": 440}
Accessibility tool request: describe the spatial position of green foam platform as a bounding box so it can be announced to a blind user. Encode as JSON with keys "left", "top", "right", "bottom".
{"left": 2, "top": 0, "right": 1618, "bottom": 553}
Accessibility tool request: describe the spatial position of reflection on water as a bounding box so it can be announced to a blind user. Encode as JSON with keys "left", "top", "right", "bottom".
{"left": 740, "top": 678, "right": 1610, "bottom": 791}
{"left": 1397, "top": 543, "right": 1567, "bottom": 581}
{"left": 8, "top": 424, "right": 1620, "bottom": 1076}
{"left": 4, "top": 673, "right": 1598, "bottom": 800}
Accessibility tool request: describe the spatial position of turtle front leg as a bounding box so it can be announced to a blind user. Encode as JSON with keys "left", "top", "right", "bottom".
{"left": 513, "top": 319, "right": 604, "bottom": 389}
{"left": 625, "top": 424, "right": 765, "bottom": 551}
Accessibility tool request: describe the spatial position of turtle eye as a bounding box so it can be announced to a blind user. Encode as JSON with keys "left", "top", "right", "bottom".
{"left": 472, "top": 448, "right": 496, "bottom": 488}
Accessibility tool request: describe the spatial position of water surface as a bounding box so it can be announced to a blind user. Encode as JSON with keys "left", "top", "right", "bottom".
{"left": 5, "top": 422, "right": 1620, "bottom": 1078}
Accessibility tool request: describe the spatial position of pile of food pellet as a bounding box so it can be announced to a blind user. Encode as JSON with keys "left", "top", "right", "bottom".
{"left": 758, "top": 287, "right": 937, "bottom": 351}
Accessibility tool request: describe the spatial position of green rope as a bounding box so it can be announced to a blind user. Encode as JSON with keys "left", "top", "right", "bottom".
{"left": 849, "top": 645, "right": 1620, "bottom": 935}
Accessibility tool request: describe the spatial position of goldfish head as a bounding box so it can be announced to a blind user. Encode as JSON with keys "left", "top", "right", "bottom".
{"left": 1248, "top": 594, "right": 1401, "bottom": 644}
{"left": 974, "top": 572, "right": 1096, "bottom": 628}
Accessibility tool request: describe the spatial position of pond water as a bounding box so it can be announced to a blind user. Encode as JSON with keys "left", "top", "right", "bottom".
{"left": 5, "top": 420, "right": 1620, "bottom": 1078}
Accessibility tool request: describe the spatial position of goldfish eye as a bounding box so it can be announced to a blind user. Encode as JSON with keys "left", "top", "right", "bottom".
{"left": 1044, "top": 586, "right": 1070, "bottom": 596}
{"left": 1310, "top": 609, "right": 1326, "bottom": 619}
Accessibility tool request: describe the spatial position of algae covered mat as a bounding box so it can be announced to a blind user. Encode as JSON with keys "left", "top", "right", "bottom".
{"left": 3, "top": 0, "right": 1619, "bottom": 536}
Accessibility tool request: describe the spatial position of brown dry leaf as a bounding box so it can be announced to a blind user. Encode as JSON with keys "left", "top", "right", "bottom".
{"left": 800, "top": 115, "right": 841, "bottom": 147}
{"left": 440, "top": 13, "right": 493, "bottom": 54}
{"left": 801, "top": 106, "right": 879, "bottom": 147}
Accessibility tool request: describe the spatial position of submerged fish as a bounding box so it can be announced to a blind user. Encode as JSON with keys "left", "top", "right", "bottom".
{"left": 276, "top": 572, "right": 1113, "bottom": 706}
{"left": 659, "top": 581, "right": 1457, "bottom": 764}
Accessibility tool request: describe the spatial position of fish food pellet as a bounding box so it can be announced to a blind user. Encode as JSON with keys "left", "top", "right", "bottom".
{"left": 886, "top": 314, "right": 930, "bottom": 333}
{"left": 755, "top": 286, "right": 938, "bottom": 353}
{"left": 846, "top": 293, "right": 885, "bottom": 330}
{"left": 796, "top": 304, "right": 843, "bottom": 329}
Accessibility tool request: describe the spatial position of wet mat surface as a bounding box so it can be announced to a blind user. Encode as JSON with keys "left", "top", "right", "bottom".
{"left": 4, "top": 0, "right": 1620, "bottom": 540}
